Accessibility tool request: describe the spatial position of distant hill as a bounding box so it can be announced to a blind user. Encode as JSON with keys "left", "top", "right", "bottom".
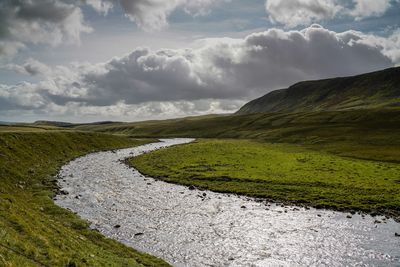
{"left": 236, "top": 67, "right": 400, "bottom": 115}
{"left": 33, "top": 120, "right": 120, "bottom": 128}
{"left": 34, "top": 120, "right": 75, "bottom": 127}
{"left": 0, "top": 121, "right": 14, "bottom": 126}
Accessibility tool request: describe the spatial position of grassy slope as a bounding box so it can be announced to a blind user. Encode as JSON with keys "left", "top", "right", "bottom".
{"left": 237, "top": 66, "right": 400, "bottom": 114}
{"left": 130, "top": 139, "right": 400, "bottom": 219}
{"left": 0, "top": 125, "right": 64, "bottom": 132}
{"left": 75, "top": 109, "right": 400, "bottom": 163}
{"left": 0, "top": 131, "right": 169, "bottom": 267}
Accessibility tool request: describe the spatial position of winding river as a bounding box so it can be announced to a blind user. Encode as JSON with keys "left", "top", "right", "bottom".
{"left": 55, "top": 138, "right": 400, "bottom": 267}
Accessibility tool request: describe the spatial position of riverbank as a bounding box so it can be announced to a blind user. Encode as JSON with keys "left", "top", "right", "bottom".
{"left": 130, "top": 139, "right": 400, "bottom": 221}
{"left": 0, "top": 131, "right": 169, "bottom": 266}
{"left": 55, "top": 139, "right": 400, "bottom": 266}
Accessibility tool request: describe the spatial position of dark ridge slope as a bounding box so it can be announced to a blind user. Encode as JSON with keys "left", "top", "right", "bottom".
{"left": 237, "top": 67, "right": 400, "bottom": 114}
{"left": 34, "top": 120, "right": 75, "bottom": 127}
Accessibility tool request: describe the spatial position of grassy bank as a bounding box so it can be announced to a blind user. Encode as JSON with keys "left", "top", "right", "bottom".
{"left": 130, "top": 139, "right": 400, "bottom": 220}
{"left": 0, "top": 131, "right": 169, "bottom": 266}
{"left": 76, "top": 109, "right": 400, "bottom": 163}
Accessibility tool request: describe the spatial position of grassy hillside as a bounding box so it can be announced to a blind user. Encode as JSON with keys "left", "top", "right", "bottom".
{"left": 0, "top": 130, "right": 168, "bottom": 267}
{"left": 75, "top": 109, "right": 400, "bottom": 163}
{"left": 237, "top": 67, "right": 400, "bottom": 114}
{"left": 33, "top": 121, "right": 75, "bottom": 127}
{"left": 33, "top": 121, "right": 122, "bottom": 128}
{"left": 0, "top": 125, "right": 64, "bottom": 132}
{"left": 130, "top": 139, "right": 400, "bottom": 220}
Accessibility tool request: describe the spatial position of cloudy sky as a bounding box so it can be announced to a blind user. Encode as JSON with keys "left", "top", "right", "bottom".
{"left": 1, "top": 0, "right": 399, "bottom": 123}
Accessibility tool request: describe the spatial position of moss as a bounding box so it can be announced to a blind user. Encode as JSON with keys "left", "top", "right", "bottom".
{"left": 0, "top": 131, "right": 169, "bottom": 267}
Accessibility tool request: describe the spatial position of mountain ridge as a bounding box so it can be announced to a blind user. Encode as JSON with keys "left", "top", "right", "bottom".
{"left": 236, "top": 67, "right": 400, "bottom": 114}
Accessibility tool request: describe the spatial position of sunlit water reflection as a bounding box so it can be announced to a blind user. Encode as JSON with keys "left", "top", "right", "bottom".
{"left": 55, "top": 138, "right": 400, "bottom": 267}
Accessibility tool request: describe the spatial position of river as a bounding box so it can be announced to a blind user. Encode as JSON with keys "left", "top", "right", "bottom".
{"left": 55, "top": 138, "right": 400, "bottom": 267}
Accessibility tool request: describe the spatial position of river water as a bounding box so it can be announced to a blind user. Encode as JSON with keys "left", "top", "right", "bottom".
{"left": 55, "top": 138, "right": 400, "bottom": 267}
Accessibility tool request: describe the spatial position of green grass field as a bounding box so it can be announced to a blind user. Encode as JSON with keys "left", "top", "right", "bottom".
{"left": 0, "top": 125, "right": 64, "bottom": 132}
{"left": 2, "top": 108, "right": 399, "bottom": 265}
{"left": 75, "top": 109, "right": 400, "bottom": 163}
{"left": 130, "top": 139, "right": 400, "bottom": 219}
{"left": 0, "top": 130, "right": 168, "bottom": 267}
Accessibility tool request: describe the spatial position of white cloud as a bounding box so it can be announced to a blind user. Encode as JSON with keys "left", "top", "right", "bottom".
{"left": 0, "top": 25, "right": 398, "bottom": 121}
{"left": 2, "top": 58, "right": 52, "bottom": 76}
{"left": 183, "top": 0, "right": 225, "bottom": 16}
{"left": 0, "top": 41, "right": 25, "bottom": 58}
{"left": 350, "top": 0, "right": 391, "bottom": 19}
{"left": 75, "top": 0, "right": 224, "bottom": 31}
{"left": 118, "top": 0, "right": 223, "bottom": 31}
{"left": 362, "top": 29, "right": 400, "bottom": 66}
{"left": 0, "top": 0, "right": 225, "bottom": 57}
{"left": 266, "top": 0, "right": 342, "bottom": 28}
{"left": 0, "top": 0, "right": 92, "bottom": 57}
{"left": 0, "top": 82, "right": 48, "bottom": 110}
{"left": 118, "top": 0, "right": 180, "bottom": 31}
{"left": 265, "top": 0, "right": 396, "bottom": 28}
{"left": 387, "top": 31, "right": 400, "bottom": 65}
{"left": 82, "top": 0, "right": 114, "bottom": 14}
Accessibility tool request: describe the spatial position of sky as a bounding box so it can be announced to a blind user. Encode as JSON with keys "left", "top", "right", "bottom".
{"left": 0, "top": 0, "right": 399, "bottom": 123}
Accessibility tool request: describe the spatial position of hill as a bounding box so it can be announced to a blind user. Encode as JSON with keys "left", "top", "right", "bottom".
{"left": 236, "top": 67, "right": 400, "bottom": 114}
{"left": 75, "top": 108, "right": 400, "bottom": 163}
{"left": 34, "top": 120, "right": 75, "bottom": 127}
{"left": 33, "top": 120, "right": 121, "bottom": 128}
